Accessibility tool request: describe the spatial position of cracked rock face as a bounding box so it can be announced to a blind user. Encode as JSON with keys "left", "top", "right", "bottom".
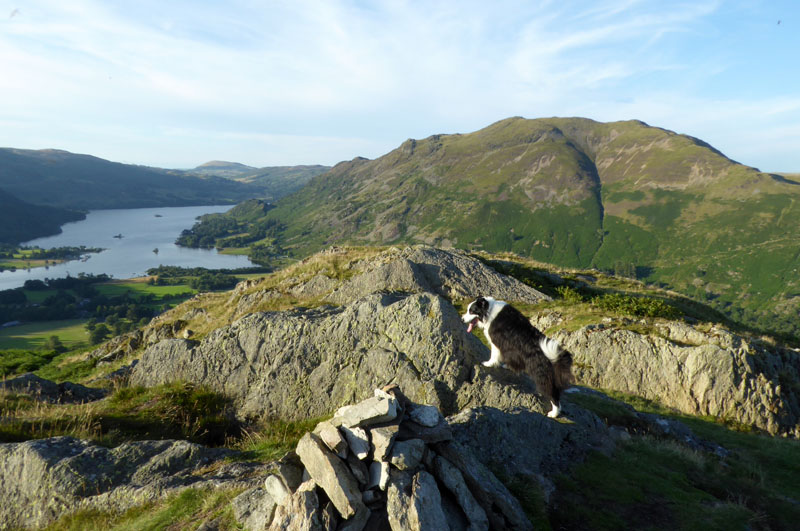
{"left": 131, "top": 292, "right": 494, "bottom": 420}
{"left": 538, "top": 318, "right": 800, "bottom": 436}
{"left": 0, "top": 437, "right": 268, "bottom": 530}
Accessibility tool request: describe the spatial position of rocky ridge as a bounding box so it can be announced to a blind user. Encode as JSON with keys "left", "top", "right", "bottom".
{"left": 533, "top": 312, "right": 800, "bottom": 436}
{"left": 123, "top": 245, "right": 799, "bottom": 436}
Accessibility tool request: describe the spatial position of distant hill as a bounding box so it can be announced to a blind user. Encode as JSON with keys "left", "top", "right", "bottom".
{"left": 190, "top": 161, "right": 258, "bottom": 178}
{"left": 0, "top": 188, "right": 85, "bottom": 244}
{"left": 183, "top": 117, "right": 800, "bottom": 339}
{"left": 187, "top": 162, "right": 330, "bottom": 200}
{"left": 0, "top": 148, "right": 265, "bottom": 210}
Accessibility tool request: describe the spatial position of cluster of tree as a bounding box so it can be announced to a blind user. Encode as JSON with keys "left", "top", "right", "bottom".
{"left": 0, "top": 274, "right": 163, "bottom": 333}
{"left": 249, "top": 240, "right": 286, "bottom": 265}
{"left": 188, "top": 272, "right": 239, "bottom": 291}
{"left": 175, "top": 209, "right": 286, "bottom": 258}
{"left": 175, "top": 215, "right": 241, "bottom": 248}
{"left": 146, "top": 265, "right": 269, "bottom": 286}
{"left": 21, "top": 245, "right": 103, "bottom": 259}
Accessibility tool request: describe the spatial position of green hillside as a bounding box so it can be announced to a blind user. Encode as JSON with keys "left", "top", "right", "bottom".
{"left": 0, "top": 148, "right": 265, "bottom": 210}
{"left": 0, "top": 188, "right": 85, "bottom": 244}
{"left": 178, "top": 117, "right": 800, "bottom": 339}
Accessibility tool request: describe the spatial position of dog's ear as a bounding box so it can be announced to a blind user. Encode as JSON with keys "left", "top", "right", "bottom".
{"left": 473, "top": 296, "right": 489, "bottom": 317}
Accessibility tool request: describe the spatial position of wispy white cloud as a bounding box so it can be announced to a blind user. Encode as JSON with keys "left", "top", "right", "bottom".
{"left": 0, "top": 0, "right": 797, "bottom": 170}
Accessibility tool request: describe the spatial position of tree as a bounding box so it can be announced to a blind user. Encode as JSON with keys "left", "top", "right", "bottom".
{"left": 90, "top": 324, "right": 111, "bottom": 345}
{"left": 44, "top": 335, "right": 66, "bottom": 353}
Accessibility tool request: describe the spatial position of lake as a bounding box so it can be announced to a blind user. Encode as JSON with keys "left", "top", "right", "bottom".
{"left": 0, "top": 205, "right": 254, "bottom": 290}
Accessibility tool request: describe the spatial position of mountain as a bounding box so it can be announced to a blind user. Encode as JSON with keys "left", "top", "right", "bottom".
{"left": 188, "top": 162, "right": 331, "bottom": 199}
{"left": 190, "top": 160, "right": 258, "bottom": 178}
{"left": 0, "top": 148, "right": 265, "bottom": 210}
{"left": 188, "top": 117, "right": 800, "bottom": 338}
{"left": 0, "top": 188, "right": 85, "bottom": 244}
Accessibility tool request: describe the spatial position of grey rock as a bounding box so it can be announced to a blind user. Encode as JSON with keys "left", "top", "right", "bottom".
{"left": 315, "top": 421, "right": 349, "bottom": 457}
{"left": 433, "top": 441, "right": 533, "bottom": 531}
{"left": 446, "top": 406, "right": 610, "bottom": 482}
{"left": 321, "top": 501, "right": 340, "bottom": 531}
{"left": 388, "top": 439, "right": 425, "bottom": 471}
{"left": 362, "top": 489, "right": 382, "bottom": 504}
{"left": 408, "top": 404, "right": 441, "bottom": 427}
{"left": 370, "top": 425, "right": 399, "bottom": 462}
{"left": 264, "top": 475, "right": 291, "bottom": 506}
{"left": 0, "top": 437, "right": 268, "bottom": 530}
{"left": 386, "top": 470, "right": 449, "bottom": 531}
{"left": 269, "top": 479, "right": 324, "bottom": 531}
{"left": 397, "top": 419, "right": 453, "bottom": 444}
{"left": 295, "top": 433, "right": 366, "bottom": 520}
{"left": 131, "top": 293, "right": 486, "bottom": 421}
{"left": 275, "top": 452, "right": 305, "bottom": 492}
{"left": 0, "top": 373, "right": 107, "bottom": 404}
{"left": 341, "top": 426, "right": 370, "bottom": 460}
{"left": 346, "top": 452, "right": 370, "bottom": 485}
{"left": 324, "top": 246, "right": 550, "bottom": 306}
{"left": 339, "top": 505, "right": 371, "bottom": 531}
{"left": 546, "top": 322, "right": 800, "bottom": 436}
{"left": 432, "top": 456, "right": 489, "bottom": 530}
{"left": 368, "top": 461, "right": 390, "bottom": 491}
{"left": 231, "top": 487, "right": 276, "bottom": 531}
{"left": 335, "top": 397, "right": 399, "bottom": 428}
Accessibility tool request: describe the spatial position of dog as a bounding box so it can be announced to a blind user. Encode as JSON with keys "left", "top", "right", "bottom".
{"left": 462, "top": 296, "right": 573, "bottom": 417}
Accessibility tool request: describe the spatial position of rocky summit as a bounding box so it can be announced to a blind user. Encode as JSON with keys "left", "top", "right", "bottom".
{"left": 1, "top": 245, "right": 799, "bottom": 529}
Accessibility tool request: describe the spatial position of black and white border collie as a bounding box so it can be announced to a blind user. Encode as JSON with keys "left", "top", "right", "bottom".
{"left": 462, "top": 296, "right": 573, "bottom": 418}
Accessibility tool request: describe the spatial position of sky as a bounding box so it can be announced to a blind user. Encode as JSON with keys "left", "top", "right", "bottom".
{"left": 1, "top": 0, "right": 798, "bottom": 172}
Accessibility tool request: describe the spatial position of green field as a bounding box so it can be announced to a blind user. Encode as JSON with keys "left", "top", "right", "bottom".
{"left": 0, "top": 319, "right": 89, "bottom": 350}
{"left": 94, "top": 280, "right": 196, "bottom": 299}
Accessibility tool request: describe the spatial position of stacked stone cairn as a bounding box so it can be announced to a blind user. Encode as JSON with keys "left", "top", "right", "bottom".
{"left": 233, "top": 385, "right": 532, "bottom": 530}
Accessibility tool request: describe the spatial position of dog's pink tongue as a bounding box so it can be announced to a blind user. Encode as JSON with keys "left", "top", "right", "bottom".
{"left": 467, "top": 318, "right": 477, "bottom": 333}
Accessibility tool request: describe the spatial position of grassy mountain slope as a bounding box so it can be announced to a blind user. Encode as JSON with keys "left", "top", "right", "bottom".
{"left": 186, "top": 117, "right": 799, "bottom": 338}
{"left": 0, "top": 188, "right": 85, "bottom": 244}
{"left": 0, "top": 148, "right": 264, "bottom": 210}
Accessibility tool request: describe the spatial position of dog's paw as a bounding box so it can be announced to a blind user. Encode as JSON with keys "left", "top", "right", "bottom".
{"left": 482, "top": 360, "right": 500, "bottom": 367}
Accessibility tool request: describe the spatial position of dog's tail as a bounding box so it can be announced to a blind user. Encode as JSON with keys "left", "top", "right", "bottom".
{"left": 540, "top": 337, "right": 574, "bottom": 393}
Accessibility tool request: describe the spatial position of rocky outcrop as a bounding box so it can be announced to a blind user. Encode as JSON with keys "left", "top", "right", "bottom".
{"left": 0, "top": 437, "right": 269, "bottom": 530}
{"left": 537, "top": 316, "right": 800, "bottom": 436}
{"left": 131, "top": 292, "right": 489, "bottom": 420}
{"left": 0, "top": 373, "right": 107, "bottom": 403}
{"left": 323, "top": 245, "right": 550, "bottom": 305}
{"left": 130, "top": 289, "right": 574, "bottom": 422}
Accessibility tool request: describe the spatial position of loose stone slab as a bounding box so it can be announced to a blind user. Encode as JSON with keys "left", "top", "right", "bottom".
{"left": 334, "top": 396, "right": 399, "bottom": 428}
{"left": 408, "top": 404, "right": 441, "bottom": 427}
{"left": 368, "top": 461, "right": 391, "bottom": 491}
{"left": 389, "top": 439, "right": 425, "bottom": 471}
{"left": 231, "top": 487, "right": 277, "bottom": 531}
{"left": 341, "top": 426, "right": 370, "bottom": 460}
{"left": 433, "top": 455, "right": 489, "bottom": 529}
{"left": 316, "top": 420, "right": 349, "bottom": 458}
{"left": 264, "top": 475, "right": 291, "bottom": 506}
{"left": 296, "top": 432, "right": 367, "bottom": 520}
{"left": 370, "top": 424, "right": 399, "bottom": 461}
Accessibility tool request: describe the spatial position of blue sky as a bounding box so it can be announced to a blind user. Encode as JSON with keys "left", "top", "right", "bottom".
{"left": 1, "top": 0, "right": 798, "bottom": 171}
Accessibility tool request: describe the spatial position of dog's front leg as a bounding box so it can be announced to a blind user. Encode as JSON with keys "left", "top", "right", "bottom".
{"left": 482, "top": 344, "right": 503, "bottom": 367}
